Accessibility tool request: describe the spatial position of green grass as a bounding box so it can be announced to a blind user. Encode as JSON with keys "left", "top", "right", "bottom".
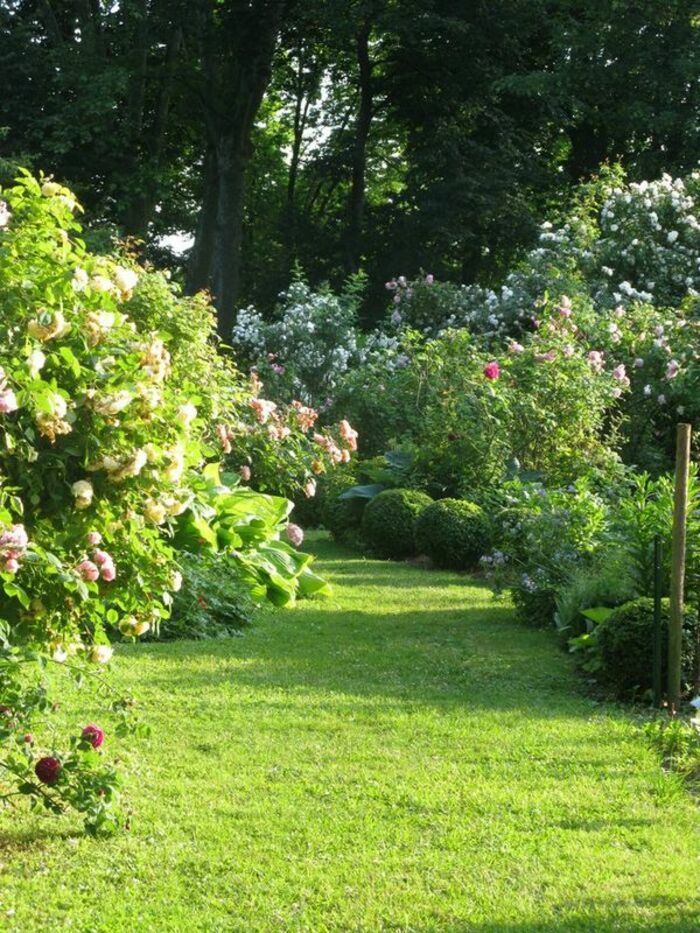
{"left": 1, "top": 533, "right": 698, "bottom": 931}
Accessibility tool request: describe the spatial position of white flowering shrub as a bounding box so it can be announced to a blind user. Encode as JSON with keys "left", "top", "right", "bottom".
{"left": 385, "top": 168, "right": 700, "bottom": 340}
{"left": 232, "top": 275, "right": 366, "bottom": 406}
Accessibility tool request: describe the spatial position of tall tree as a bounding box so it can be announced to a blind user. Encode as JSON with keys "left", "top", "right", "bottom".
{"left": 184, "top": 0, "right": 288, "bottom": 337}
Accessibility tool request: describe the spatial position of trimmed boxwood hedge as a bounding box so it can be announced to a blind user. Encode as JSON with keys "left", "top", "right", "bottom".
{"left": 596, "top": 597, "right": 699, "bottom": 699}
{"left": 414, "top": 498, "right": 490, "bottom": 570}
{"left": 361, "top": 488, "right": 432, "bottom": 558}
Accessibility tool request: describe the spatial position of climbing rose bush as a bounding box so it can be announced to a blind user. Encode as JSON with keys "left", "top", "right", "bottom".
{"left": 0, "top": 172, "right": 359, "bottom": 833}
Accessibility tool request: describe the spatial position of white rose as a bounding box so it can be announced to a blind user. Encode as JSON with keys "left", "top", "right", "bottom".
{"left": 27, "top": 348, "right": 46, "bottom": 377}
{"left": 114, "top": 266, "right": 139, "bottom": 294}
{"left": 176, "top": 402, "right": 197, "bottom": 427}
{"left": 89, "top": 645, "right": 113, "bottom": 664}
{"left": 71, "top": 479, "right": 94, "bottom": 509}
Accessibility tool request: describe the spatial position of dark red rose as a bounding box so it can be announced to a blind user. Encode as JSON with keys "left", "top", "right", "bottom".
{"left": 35, "top": 756, "right": 62, "bottom": 785}
{"left": 81, "top": 723, "right": 105, "bottom": 749}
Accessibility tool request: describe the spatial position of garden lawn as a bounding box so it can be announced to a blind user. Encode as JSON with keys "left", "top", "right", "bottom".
{"left": 1, "top": 534, "right": 698, "bottom": 932}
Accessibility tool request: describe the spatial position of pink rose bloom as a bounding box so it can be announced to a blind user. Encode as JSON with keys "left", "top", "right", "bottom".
{"left": 385, "top": 279, "right": 397, "bottom": 291}
{"left": 239, "top": 465, "right": 251, "bottom": 482}
{"left": 87, "top": 531, "right": 102, "bottom": 546}
{"left": 425, "top": 274, "right": 434, "bottom": 285}
{"left": 286, "top": 523, "right": 304, "bottom": 548}
{"left": 612, "top": 364, "right": 627, "bottom": 382}
{"left": 588, "top": 351, "right": 604, "bottom": 372}
{"left": 483, "top": 361, "right": 500, "bottom": 380}
{"left": 666, "top": 359, "right": 680, "bottom": 379}
{"left": 508, "top": 341, "right": 524, "bottom": 353}
{"left": 249, "top": 398, "right": 277, "bottom": 424}
{"left": 4, "top": 557, "right": 19, "bottom": 574}
{"left": 0, "top": 389, "right": 18, "bottom": 413}
{"left": 77, "top": 560, "right": 100, "bottom": 582}
{"left": 558, "top": 296, "right": 572, "bottom": 318}
{"left": 0, "top": 524, "right": 28, "bottom": 550}
{"left": 93, "top": 549, "right": 112, "bottom": 566}
{"left": 216, "top": 423, "right": 232, "bottom": 454}
{"left": 339, "top": 419, "right": 358, "bottom": 452}
{"left": 81, "top": 723, "right": 105, "bottom": 749}
{"left": 100, "top": 561, "right": 116, "bottom": 582}
{"left": 562, "top": 344, "right": 575, "bottom": 358}
{"left": 304, "top": 478, "right": 317, "bottom": 499}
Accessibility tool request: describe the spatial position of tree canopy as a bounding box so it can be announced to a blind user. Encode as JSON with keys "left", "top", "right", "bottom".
{"left": 1, "top": 0, "right": 697, "bottom": 333}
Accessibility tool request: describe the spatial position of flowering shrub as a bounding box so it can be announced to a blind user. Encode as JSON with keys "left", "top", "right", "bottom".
{"left": 232, "top": 274, "right": 366, "bottom": 406}
{"left": 0, "top": 172, "right": 358, "bottom": 832}
{"left": 382, "top": 168, "right": 700, "bottom": 341}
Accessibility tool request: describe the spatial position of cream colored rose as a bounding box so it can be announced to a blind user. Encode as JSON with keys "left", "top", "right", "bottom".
{"left": 71, "top": 267, "right": 89, "bottom": 292}
{"left": 176, "top": 402, "right": 197, "bottom": 427}
{"left": 71, "top": 479, "right": 94, "bottom": 509}
{"left": 28, "top": 310, "right": 70, "bottom": 343}
{"left": 144, "top": 499, "right": 167, "bottom": 525}
{"left": 114, "top": 266, "right": 139, "bottom": 295}
{"left": 27, "top": 348, "right": 46, "bottom": 377}
{"left": 93, "top": 390, "right": 133, "bottom": 415}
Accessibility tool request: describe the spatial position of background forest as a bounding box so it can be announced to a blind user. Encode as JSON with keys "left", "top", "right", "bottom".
{"left": 1, "top": 0, "right": 698, "bottom": 335}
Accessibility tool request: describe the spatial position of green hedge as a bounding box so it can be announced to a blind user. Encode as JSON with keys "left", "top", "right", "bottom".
{"left": 414, "top": 498, "right": 490, "bottom": 570}
{"left": 361, "top": 488, "right": 432, "bottom": 558}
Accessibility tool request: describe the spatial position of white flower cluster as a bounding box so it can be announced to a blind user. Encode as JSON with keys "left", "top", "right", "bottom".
{"left": 391, "top": 170, "right": 700, "bottom": 339}
{"left": 232, "top": 280, "right": 363, "bottom": 405}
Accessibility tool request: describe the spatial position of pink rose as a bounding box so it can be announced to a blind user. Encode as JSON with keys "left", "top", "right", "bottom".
{"left": 100, "top": 561, "right": 116, "bottom": 582}
{"left": 4, "top": 557, "right": 19, "bottom": 574}
{"left": 338, "top": 419, "right": 358, "bottom": 452}
{"left": 35, "top": 756, "right": 62, "bottom": 786}
{"left": 87, "top": 531, "right": 102, "bottom": 546}
{"left": 93, "top": 549, "right": 111, "bottom": 566}
{"left": 483, "top": 361, "right": 500, "bottom": 380}
{"left": 239, "top": 465, "right": 251, "bottom": 482}
{"left": 0, "top": 389, "right": 18, "bottom": 413}
{"left": 81, "top": 723, "right": 105, "bottom": 749}
{"left": 304, "top": 478, "right": 317, "bottom": 499}
{"left": 77, "top": 560, "right": 100, "bottom": 582}
{"left": 666, "top": 359, "right": 680, "bottom": 379}
{"left": 425, "top": 274, "right": 434, "bottom": 285}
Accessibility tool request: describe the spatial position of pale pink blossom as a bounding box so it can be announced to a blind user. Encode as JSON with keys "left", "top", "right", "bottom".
{"left": 666, "top": 359, "right": 680, "bottom": 379}
{"left": 286, "top": 523, "right": 304, "bottom": 548}
{"left": 425, "top": 274, "right": 434, "bottom": 285}
{"left": 4, "top": 557, "right": 19, "bottom": 574}
{"left": 87, "top": 531, "right": 102, "bottom": 546}
{"left": 77, "top": 560, "right": 100, "bottom": 582}
{"left": 0, "top": 389, "right": 18, "bottom": 413}
{"left": 304, "top": 478, "right": 317, "bottom": 498}
{"left": 100, "top": 562, "right": 116, "bottom": 582}
{"left": 249, "top": 398, "right": 277, "bottom": 424}
{"left": 588, "top": 351, "right": 604, "bottom": 372}
{"left": 508, "top": 341, "right": 524, "bottom": 354}
{"left": 239, "top": 465, "right": 251, "bottom": 482}
{"left": 338, "top": 419, "right": 358, "bottom": 452}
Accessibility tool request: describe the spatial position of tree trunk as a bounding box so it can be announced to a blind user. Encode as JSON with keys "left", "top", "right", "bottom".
{"left": 345, "top": 20, "right": 373, "bottom": 274}
{"left": 186, "top": 0, "right": 287, "bottom": 337}
{"left": 210, "top": 134, "right": 248, "bottom": 340}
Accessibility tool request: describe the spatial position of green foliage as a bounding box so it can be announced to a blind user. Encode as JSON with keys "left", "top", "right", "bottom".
{"left": 361, "top": 488, "right": 432, "bottom": 559}
{"left": 319, "top": 466, "right": 365, "bottom": 546}
{"left": 595, "top": 598, "right": 699, "bottom": 700}
{"left": 554, "top": 558, "right": 637, "bottom": 644}
{"left": 644, "top": 716, "right": 700, "bottom": 784}
{"left": 160, "top": 552, "right": 255, "bottom": 641}
{"left": 414, "top": 499, "right": 489, "bottom": 570}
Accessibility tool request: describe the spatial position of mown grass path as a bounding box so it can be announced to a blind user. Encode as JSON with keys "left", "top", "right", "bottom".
{"left": 1, "top": 535, "right": 698, "bottom": 931}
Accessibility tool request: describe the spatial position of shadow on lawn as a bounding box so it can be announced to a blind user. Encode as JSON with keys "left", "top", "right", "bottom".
{"left": 132, "top": 600, "right": 585, "bottom": 719}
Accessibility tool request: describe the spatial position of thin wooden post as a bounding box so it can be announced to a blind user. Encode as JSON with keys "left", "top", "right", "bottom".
{"left": 652, "top": 535, "right": 663, "bottom": 708}
{"left": 668, "top": 423, "right": 692, "bottom": 713}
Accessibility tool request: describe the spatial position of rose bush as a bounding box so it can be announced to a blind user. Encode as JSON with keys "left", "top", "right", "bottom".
{"left": 0, "top": 171, "right": 357, "bottom": 833}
